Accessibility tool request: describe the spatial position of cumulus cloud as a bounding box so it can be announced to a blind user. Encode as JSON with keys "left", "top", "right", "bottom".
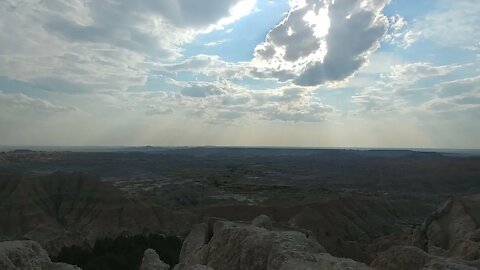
{"left": 383, "top": 15, "right": 418, "bottom": 48}
{"left": 0, "top": 0, "right": 256, "bottom": 95}
{"left": 44, "top": 0, "right": 256, "bottom": 56}
{"left": 252, "top": 0, "right": 389, "bottom": 86}
{"left": 0, "top": 91, "right": 76, "bottom": 113}
{"left": 251, "top": 87, "right": 334, "bottom": 122}
{"left": 350, "top": 62, "right": 465, "bottom": 113}
{"left": 155, "top": 81, "right": 335, "bottom": 123}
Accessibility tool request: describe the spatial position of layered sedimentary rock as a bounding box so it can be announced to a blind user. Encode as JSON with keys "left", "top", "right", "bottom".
{"left": 0, "top": 240, "right": 80, "bottom": 270}
{"left": 198, "top": 193, "right": 428, "bottom": 263}
{"left": 0, "top": 173, "right": 192, "bottom": 255}
{"left": 175, "top": 215, "right": 372, "bottom": 270}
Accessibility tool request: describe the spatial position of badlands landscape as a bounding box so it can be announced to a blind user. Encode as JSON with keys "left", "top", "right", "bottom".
{"left": 0, "top": 147, "right": 479, "bottom": 269}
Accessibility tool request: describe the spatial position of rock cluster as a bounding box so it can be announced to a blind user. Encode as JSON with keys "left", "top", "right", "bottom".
{"left": 174, "top": 215, "right": 371, "bottom": 270}
{"left": 0, "top": 240, "right": 81, "bottom": 270}
{"left": 372, "top": 245, "right": 478, "bottom": 270}
{"left": 372, "top": 195, "right": 480, "bottom": 269}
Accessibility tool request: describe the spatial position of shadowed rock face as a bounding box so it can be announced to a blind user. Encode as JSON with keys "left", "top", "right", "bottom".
{"left": 372, "top": 195, "right": 480, "bottom": 269}
{"left": 197, "top": 193, "right": 427, "bottom": 263}
{"left": 175, "top": 215, "right": 372, "bottom": 270}
{"left": 372, "top": 245, "right": 478, "bottom": 270}
{"left": 413, "top": 195, "right": 480, "bottom": 256}
{"left": 53, "top": 233, "right": 182, "bottom": 270}
{"left": 0, "top": 173, "right": 192, "bottom": 256}
{"left": 0, "top": 240, "right": 80, "bottom": 270}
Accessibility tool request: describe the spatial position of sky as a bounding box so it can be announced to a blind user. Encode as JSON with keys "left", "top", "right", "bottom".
{"left": 0, "top": 0, "right": 479, "bottom": 148}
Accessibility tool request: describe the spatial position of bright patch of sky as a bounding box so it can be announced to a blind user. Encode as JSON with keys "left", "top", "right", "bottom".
{"left": 183, "top": 0, "right": 291, "bottom": 62}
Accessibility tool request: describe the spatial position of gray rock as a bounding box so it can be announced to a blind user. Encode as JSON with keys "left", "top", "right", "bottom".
{"left": 252, "top": 214, "right": 273, "bottom": 230}
{"left": 372, "top": 245, "right": 477, "bottom": 270}
{"left": 184, "top": 265, "right": 214, "bottom": 270}
{"left": 445, "top": 239, "right": 480, "bottom": 261}
{"left": 414, "top": 196, "right": 479, "bottom": 252}
{"left": 0, "top": 240, "right": 81, "bottom": 270}
{"left": 42, "top": 262, "right": 83, "bottom": 270}
{"left": 173, "top": 263, "right": 214, "bottom": 270}
{"left": 179, "top": 223, "right": 209, "bottom": 264}
{"left": 139, "top": 249, "right": 170, "bottom": 270}
{"left": 178, "top": 220, "right": 370, "bottom": 270}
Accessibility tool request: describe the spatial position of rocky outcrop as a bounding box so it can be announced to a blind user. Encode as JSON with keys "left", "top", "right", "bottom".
{"left": 373, "top": 195, "right": 480, "bottom": 269}
{"left": 179, "top": 223, "right": 209, "bottom": 264}
{"left": 252, "top": 214, "right": 273, "bottom": 230}
{"left": 372, "top": 245, "right": 478, "bottom": 270}
{"left": 175, "top": 216, "right": 371, "bottom": 270}
{"left": 139, "top": 249, "right": 170, "bottom": 270}
{"left": 413, "top": 195, "right": 480, "bottom": 252}
{"left": 410, "top": 195, "right": 480, "bottom": 265}
{"left": 198, "top": 193, "right": 431, "bottom": 264}
{"left": 0, "top": 240, "right": 81, "bottom": 270}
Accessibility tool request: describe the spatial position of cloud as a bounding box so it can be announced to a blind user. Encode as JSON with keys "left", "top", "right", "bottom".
{"left": 0, "top": 0, "right": 256, "bottom": 96}
{"left": 160, "top": 54, "right": 248, "bottom": 79}
{"left": 410, "top": 0, "right": 480, "bottom": 50}
{"left": 222, "top": 94, "right": 251, "bottom": 106}
{"left": 383, "top": 15, "right": 419, "bottom": 48}
{"left": 389, "top": 62, "right": 464, "bottom": 86}
{"left": 146, "top": 106, "right": 174, "bottom": 116}
{"left": 147, "top": 80, "right": 335, "bottom": 123}
{"left": 43, "top": 0, "right": 256, "bottom": 56}
{"left": 437, "top": 76, "right": 480, "bottom": 98}
{"left": 180, "top": 83, "right": 226, "bottom": 98}
{"left": 421, "top": 75, "right": 480, "bottom": 113}
{"left": 351, "top": 87, "right": 404, "bottom": 113}
{"left": 0, "top": 91, "right": 76, "bottom": 113}
{"left": 251, "top": 87, "right": 334, "bottom": 122}
{"left": 252, "top": 0, "right": 389, "bottom": 86}
{"left": 422, "top": 95, "right": 480, "bottom": 113}
{"left": 350, "top": 62, "right": 465, "bottom": 113}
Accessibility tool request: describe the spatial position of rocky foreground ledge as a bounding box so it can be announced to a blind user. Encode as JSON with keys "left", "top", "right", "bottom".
{"left": 0, "top": 240, "right": 80, "bottom": 270}
{"left": 2, "top": 195, "right": 480, "bottom": 270}
{"left": 172, "top": 214, "right": 370, "bottom": 270}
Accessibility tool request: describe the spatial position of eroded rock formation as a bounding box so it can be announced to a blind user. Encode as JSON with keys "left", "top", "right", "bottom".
{"left": 139, "top": 249, "right": 170, "bottom": 270}
{"left": 0, "top": 240, "right": 81, "bottom": 270}
{"left": 175, "top": 215, "right": 371, "bottom": 270}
